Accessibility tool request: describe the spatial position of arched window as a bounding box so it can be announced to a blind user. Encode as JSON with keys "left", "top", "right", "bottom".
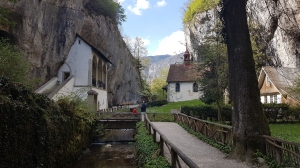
{"left": 193, "top": 83, "right": 198, "bottom": 92}
{"left": 175, "top": 83, "right": 180, "bottom": 92}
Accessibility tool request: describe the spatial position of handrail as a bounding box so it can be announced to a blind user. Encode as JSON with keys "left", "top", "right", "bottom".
{"left": 174, "top": 112, "right": 233, "bottom": 147}
{"left": 263, "top": 135, "right": 300, "bottom": 167}
{"left": 175, "top": 112, "right": 232, "bottom": 129}
{"left": 145, "top": 114, "right": 199, "bottom": 168}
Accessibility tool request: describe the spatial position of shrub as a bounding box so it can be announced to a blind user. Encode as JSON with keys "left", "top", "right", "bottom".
{"left": 135, "top": 122, "right": 170, "bottom": 168}
{"left": 146, "top": 100, "right": 168, "bottom": 107}
{"left": 0, "top": 38, "right": 32, "bottom": 86}
{"left": 181, "top": 104, "right": 231, "bottom": 122}
{"left": 0, "top": 78, "right": 95, "bottom": 168}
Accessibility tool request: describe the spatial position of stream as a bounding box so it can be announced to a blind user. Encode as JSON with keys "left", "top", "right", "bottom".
{"left": 72, "top": 129, "right": 136, "bottom": 168}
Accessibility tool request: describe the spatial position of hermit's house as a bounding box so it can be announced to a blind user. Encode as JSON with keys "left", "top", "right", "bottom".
{"left": 258, "top": 66, "right": 300, "bottom": 106}
{"left": 36, "top": 35, "right": 112, "bottom": 110}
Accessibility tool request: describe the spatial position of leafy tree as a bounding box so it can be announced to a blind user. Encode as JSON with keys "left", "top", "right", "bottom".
{"left": 85, "top": 0, "right": 126, "bottom": 25}
{"left": 150, "top": 67, "right": 169, "bottom": 100}
{"left": 220, "top": 0, "right": 270, "bottom": 160}
{"left": 0, "top": 38, "right": 31, "bottom": 85}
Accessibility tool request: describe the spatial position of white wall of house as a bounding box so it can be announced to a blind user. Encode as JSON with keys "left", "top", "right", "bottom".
{"left": 55, "top": 36, "right": 108, "bottom": 110}
{"left": 167, "top": 82, "right": 201, "bottom": 102}
{"left": 52, "top": 77, "right": 75, "bottom": 101}
{"left": 57, "top": 37, "right": 92, "bottom": 86}
{"left": 260, "top": 94, "right": 282, "bottom": 104}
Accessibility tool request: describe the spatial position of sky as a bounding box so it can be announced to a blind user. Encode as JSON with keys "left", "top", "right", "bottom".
{"left": 117, "top": 0, "right": 187, "bottom": 56}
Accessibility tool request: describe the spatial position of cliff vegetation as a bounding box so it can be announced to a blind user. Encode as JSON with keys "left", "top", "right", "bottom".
{"left": 183, "top": 0, "right": 220, "bottom": 24}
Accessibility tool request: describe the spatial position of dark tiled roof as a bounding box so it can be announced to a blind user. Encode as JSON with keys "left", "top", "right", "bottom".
{"left": 167, "top": 64, "right": 200, "bottom": 82}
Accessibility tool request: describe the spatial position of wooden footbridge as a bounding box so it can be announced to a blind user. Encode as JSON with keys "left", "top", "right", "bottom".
{"left": 97, "top": 111, "right": 300, "bottom": 168}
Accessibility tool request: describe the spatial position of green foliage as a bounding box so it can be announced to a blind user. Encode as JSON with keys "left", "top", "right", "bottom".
{"left": 146, "top": 100, "right": 168, "bottom": 107}
{"left": 183, "top": 0, "right": 220, "bottom": 23}
{"left": 179, "top": 122, "right": 231, "bottom": 153}
{"left": 181, "top": 104, "right": 232, "bottom": 122}
{"left": 0, "top": 78, "right": 95, "bottom": 168}
{"left": 0, "top": 0, "right": 17, "bottom": 27}
{"left": 0, "top": 38, "right": 33, "bottom": 86}
{"left": 135, "top": 122, "right": 170, "bottom": 168}
{"left": 139, "top": 78, "right": 154, "bottom": 101}
{"left": 197, "top": 42, "right": 228, "bottom": 105}
{"left": 147, "top": 100, "right": 205, "bottom": 113}
{"left": 150, "top": 67, "right": 168, "bottom": 101}
{"left": 85, "top": 0, "right": 126, "bottom": 25}
{"left": 262, "top": 103, "right": 300, "bottom": 123}
{"left": 254, "top": 150, "right": 285, "bottom": 168}
{"left": 269, "top": 123, "right": 300, "bottom": 143}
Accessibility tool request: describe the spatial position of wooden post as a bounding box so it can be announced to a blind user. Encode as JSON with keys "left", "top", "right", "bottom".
{"left": 153, "top": 130, "right": 156, "bottom": 142}
{"left": 160, "top": 136, "right": 164, "bottom": 156}
{"left": 275, "top": 141, "right": 283, "bottom": 164}
{"left": 171, "top": 148, "right": 177, "bottom": 168}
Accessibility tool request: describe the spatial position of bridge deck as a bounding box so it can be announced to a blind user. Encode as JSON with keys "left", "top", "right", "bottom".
{"left": 152, "top": 122, "right": 251, "bottom": 168}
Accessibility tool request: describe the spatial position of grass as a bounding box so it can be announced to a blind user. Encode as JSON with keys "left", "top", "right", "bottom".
{"left": 269, "top": 123, "right": 300, "bottom": 143}
{"left": 147, "top": 100, "right": 205, "bottom": 113}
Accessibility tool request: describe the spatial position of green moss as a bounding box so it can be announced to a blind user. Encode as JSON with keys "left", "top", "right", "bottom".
{"left": 183, "top": 0, "right": 220, "bottom": 24}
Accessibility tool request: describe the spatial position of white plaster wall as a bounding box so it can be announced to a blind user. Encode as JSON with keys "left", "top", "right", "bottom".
{"left": 35, "top": 77, "right": 58, "bottom": 93}
{"left": 167, "top": 82, "right": 201, "bottom": 102}
{"left": 93, "top": 88, "right": 108, "bottom": 109}
{"left": 55, "top": 37, "right": 108, "bottom": 110}
{"left": 66, "top": 87, "right": 108, "bottom": 110}
{"left": 57, "top": 63, "right": 71, "bottom": 83}
{"left": 60, "top": 37, "right": 92, "bottom": 86}
{"left": 52, "top": 77, "right": 75, "bottom": 101}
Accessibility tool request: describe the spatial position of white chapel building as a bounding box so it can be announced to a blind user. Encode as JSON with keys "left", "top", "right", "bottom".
{"left": 36, "top": 35, "right": 112, "bottom": 110}
{"left": 166, "top": 49, "right": 202, "bottom": 102}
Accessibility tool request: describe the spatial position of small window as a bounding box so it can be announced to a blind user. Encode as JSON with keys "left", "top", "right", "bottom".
{"left": 273, "top": 95, "right": 277, "bottom": 104}
{"left": 266, "top": 76, "right": 270, "bottom": 86}
{"left": 193, "top": 83, "right": 198, "bottom": 92}
{"left": 270, "top": 95, "right": 273, "bottom": 103}
{"left": 175, "top": 83, "right": 180, "bottom": 92}
{"left": 78, "top": 40, "right": 81, "bottom": 44}
{"left": 264, "top": 96, "right": 267, "bottom": 104}
{"left": 63, "top": 72, "right": 70, "bottom": 81}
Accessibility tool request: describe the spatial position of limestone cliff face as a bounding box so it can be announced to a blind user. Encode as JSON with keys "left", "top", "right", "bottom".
{"left": 185, "top": 0, "right": 300, "bottom": 68}
{"left": 0, "top": 0, "right": 141, "bottom": 105}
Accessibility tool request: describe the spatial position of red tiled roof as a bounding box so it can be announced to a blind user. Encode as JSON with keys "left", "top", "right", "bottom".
{"left": 166, "top": 64, "right": 200, "bottom": 82}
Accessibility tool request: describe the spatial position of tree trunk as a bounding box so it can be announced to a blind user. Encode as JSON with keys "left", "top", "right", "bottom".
{"left": 221, "top": 0, "right": 270, "bottom": 160}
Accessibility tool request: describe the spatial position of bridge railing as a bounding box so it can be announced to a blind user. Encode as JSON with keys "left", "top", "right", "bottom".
{"left": 174, "top": 113, "right": 233, "bottom": 147}
{"left": 174, "top": 113, "right": 300, "bottom": 167}
{"left": 145, "top": 114, "right": 199, "bottom": 168}
{"left": 263, "top": 135, "right": 300, "bottom": 167}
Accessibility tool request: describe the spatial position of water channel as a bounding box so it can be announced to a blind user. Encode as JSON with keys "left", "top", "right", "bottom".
{"left": 72, "top": 129, "right": 136, "bottom": 168}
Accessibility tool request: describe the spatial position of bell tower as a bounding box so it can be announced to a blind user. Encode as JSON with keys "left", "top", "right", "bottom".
{"left": 184, "top": 44, "right": 191, "bottom": 66}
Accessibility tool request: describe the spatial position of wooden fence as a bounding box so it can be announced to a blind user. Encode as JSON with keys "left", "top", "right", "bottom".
{"left": 173, "top": 113, "right": 300, "bottom": 167}
{"left": 263, "top": 135, "right": 300, "bottom": 167}
{"left": 174, "top": 113, "right": 233, "bottom": 147}
{"left": 145, "top": 114, "right": 199, "bottom": 168}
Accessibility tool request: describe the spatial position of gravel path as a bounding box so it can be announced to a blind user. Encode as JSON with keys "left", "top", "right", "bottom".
{"left": 152, "top": 122, "right": 253, "bottom": 168}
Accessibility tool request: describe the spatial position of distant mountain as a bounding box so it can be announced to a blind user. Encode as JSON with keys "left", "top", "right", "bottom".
{"left": 145, "top": 53, "right": 184, "bottom": 81}
{"left": 146, "top": 55, "right": 171, "bottom": 64}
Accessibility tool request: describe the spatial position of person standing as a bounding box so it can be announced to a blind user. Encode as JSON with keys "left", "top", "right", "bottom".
{"left": 140, "top": 101, "right": 146, "bottom": 121}
{"left": 132, "top": 108, "right": 137, "bottom": 118}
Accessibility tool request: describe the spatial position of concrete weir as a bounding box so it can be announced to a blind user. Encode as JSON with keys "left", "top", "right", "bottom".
{"left": 100, "top": 119, "right": 138, "bottom": 129}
